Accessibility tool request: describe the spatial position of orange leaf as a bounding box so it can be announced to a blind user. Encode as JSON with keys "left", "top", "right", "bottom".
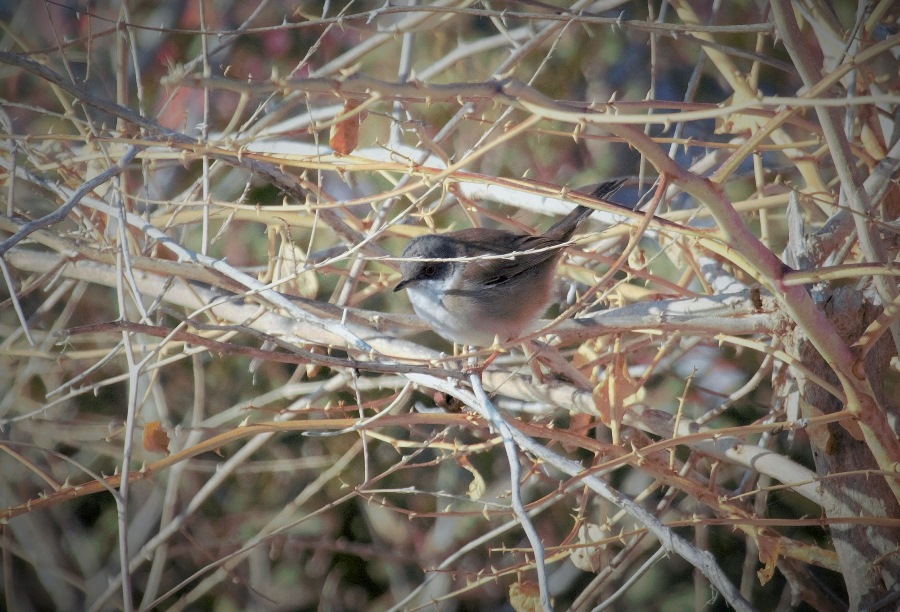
{"left": 329, "top": 100, "right": 362, "bottom": 155}
{"left": 143, "top": 421, "right": 171, "bottom": 455}
{"left": 592, "top": 355, "right": 640, "bottom": 426}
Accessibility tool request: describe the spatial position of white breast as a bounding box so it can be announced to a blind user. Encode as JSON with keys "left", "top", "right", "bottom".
{"left": 406, "top": 285, "right": 502, "bottom": 346}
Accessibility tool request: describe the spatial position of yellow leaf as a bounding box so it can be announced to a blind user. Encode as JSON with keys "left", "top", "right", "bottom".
{"left": 509, "top": 580, "right": 543, "bottom": 612}
{"left": 715, "top": 90, "right": 766, "bottom": 135}
{"left": 457, "top": 455, "right": 486, "bottom": 501}
{"left": 757, "top": 535, "right": 781, "bottom": 585}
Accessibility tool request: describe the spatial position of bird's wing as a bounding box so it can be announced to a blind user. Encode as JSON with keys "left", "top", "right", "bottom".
{"left": 447, "top": 229, "right": 565, "bottom": 287}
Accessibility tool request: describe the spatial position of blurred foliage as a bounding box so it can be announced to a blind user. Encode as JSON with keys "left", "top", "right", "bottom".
{"left": 1, "top": 1, "right": 899, "bottom": 611}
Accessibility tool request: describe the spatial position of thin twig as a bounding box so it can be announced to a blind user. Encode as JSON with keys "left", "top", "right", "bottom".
{"left": 0, "top": 145, "right": 140, "bottom": 255}
{"left": 468, "top": 369, "right": 551, "bottom": 611}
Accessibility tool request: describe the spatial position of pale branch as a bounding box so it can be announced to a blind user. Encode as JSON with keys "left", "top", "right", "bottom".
{"left": 4, "top": 246, "right": 773, "bottom": 360}
{"left": 406, "top": 373, "right": 755, "bottom": 612}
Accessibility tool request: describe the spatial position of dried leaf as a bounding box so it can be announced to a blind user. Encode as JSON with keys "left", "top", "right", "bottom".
{"left": 273, "top": 234, "right": 319, "bottom": 299}
{"left": 143, "top": 421, "right": 170, "bottom": 455}
{"left": 508, "top": 580, "right": 542, "bottom": 612}
{"left": 757, "top": 534, "right": 780, "bottom": 585}
{"left": 457, "top": 455, "right": 486, "bottom": 501}
{"left": 329, "top": 99, "right": 363, "bottom": 155}
{"left": 715, "top": 90, "right": 766, "bottom": 135}
{"left": 570, "top": 522, "right": 607, "bottom": 572}
{"left": 592, "top": 353, "right": 642, "bottom": 428}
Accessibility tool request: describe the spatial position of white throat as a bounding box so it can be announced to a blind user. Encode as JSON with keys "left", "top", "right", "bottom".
{"left": 405, "top": 283, "right": 497, "bottom": 346}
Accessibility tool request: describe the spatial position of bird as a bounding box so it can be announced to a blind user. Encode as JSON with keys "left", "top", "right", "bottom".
{"left": 394, "top": 179, "right": 625, "bottom": 347}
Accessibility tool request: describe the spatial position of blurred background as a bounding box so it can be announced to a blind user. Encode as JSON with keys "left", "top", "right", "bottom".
{"left": 1, "top": 1, "right": 898, "bottom": 610}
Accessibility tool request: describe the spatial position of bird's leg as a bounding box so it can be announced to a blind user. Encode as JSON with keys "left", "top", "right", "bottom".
{"left": 463, "top": 345, "right": 502, "bottom": 375}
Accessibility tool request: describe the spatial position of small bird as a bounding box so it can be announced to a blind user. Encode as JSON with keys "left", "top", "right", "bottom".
{"left": 394, "top": 179, "right": 625, "bottom": 346}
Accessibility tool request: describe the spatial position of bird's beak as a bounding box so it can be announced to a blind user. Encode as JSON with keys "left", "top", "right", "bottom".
{"left": 394, "top": 278, "right": 410, "bottom": 292}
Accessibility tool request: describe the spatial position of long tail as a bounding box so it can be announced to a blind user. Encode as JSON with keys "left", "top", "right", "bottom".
{"left": 547, "top": 178, "right": 627, "bottom": 237}
{"left": 588, "top": 178, "right": 626, "bottom": 200}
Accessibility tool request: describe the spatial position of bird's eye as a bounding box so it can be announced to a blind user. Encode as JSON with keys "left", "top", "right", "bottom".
{"left": 423, "top": 264, "right": 438, "bottom": 277}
